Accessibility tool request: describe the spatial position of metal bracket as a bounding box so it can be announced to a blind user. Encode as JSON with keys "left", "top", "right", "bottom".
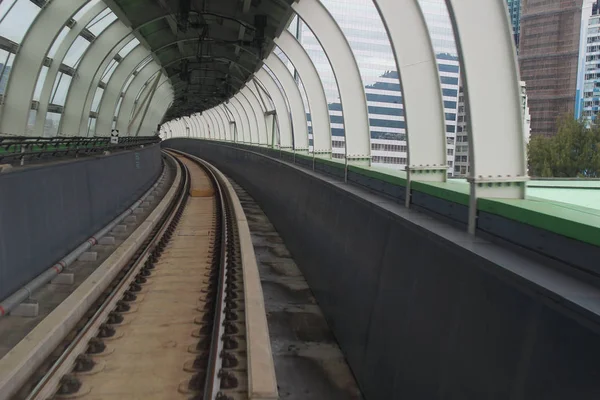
{"left": 346, "top": 155, "right": 371, "bottom": 162}
{"left": 467, "top": 175, "right": 529, "bottom": 188}
{"left": 406, "top": 165, "right": 448, "bottom": 175}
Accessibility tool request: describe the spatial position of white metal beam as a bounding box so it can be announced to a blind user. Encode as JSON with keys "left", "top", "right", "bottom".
{"left": 229, "top": 97, "right": 251, "bottom": 143}
{"left": 213, "top": 105, "right": 231, "bottom": 141}
{"left": 213, "top": 108, "right": 227, "bottom": 140}
{"left": 33, "top": 2, "right": 108, "bottom": 136}
{"left": 264, "top": 54, "right": 308, "bottom": 152}
{"left": 292, "top": 0, "right": 370, "bottom": 163}
{"left": 235, "top": 91, "right": 260, "bottom": 145}
{"left": 275, "top": 30, "right": 331, "bottom": 156}
{"left": 206, "top": 109, "right": 222, "bottom": 140}
{"left": 373, "top": 0, "right": 448, "bottom": 204}
{"left": 96, "top": 46, "right": 147, "bottom": 134}
{"left": 256, "top": 68, "right": 292, "bottom": 149}
{"left": 60, "top": 21, "right": 131, "bottom": 135}
{"left": 116, "top": 63, "right": 161, "bottom": 132}
{"left": 0, "top": 0, "right": 92, "bottom": 135}
{"left": 444, "top": 0, "right": 527, "bottom": 233}
{"left": 241, "top": 86, "right": 269, "bottom": 145}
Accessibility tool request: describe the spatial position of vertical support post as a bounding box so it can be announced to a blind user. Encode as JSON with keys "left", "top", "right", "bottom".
{"left": 133, "top": 71, "right": 163, "bottom": 137}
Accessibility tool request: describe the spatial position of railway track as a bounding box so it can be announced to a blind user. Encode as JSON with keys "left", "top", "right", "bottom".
{"left": 3, "top": 151, "right": 264, "bottom": 400}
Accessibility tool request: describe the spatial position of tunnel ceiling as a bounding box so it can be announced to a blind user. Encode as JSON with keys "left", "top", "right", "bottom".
{"left": 110, "top": 0, "right": 294, "bottom": 120}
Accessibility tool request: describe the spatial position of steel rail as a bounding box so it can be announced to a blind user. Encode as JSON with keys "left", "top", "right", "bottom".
{"left": 24, "top": 153, "right": 189, "bottom": 400}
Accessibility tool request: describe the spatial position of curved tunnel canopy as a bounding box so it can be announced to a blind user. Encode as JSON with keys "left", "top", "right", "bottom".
{"left": 109, "top": 0, "right": 294, "bottom": 120}
{"left": 0, "top": 0, "right": 527, "bottom": 233}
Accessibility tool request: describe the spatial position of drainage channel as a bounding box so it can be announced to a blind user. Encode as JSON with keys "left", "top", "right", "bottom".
{"left": 226, "top": 178, "right": 364, "bottom": 400}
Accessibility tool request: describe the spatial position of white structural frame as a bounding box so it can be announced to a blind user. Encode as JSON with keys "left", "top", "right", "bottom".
{"left": 225, "top": 101, "right": 245, "bottom": 142}
{"left": 0, "top": 0, "right": 528, "bottom": 235}
{"left": 33, "top": 2, "right": 108, "bottom": 136}
{"left": 204, "top": 109, "right": 217, "bottom": 140}
{"left": 207, "top": 109, "right": 224, "bottom": 140}
{"left": 60, "top": 21, "right": 130, "bottom": 135}
{"left": 213, "top": 105, "right": 231, "bottom": 141}
{"left": 292, "top": 0, "right": 371, "bottom": 163}
{"left": 230, "top": 96, "right": 252, "bottom": 143}
{"left": 264, "top": 54, "right": 308, "bottom": 152}
{"left": 236, "top": 92, "right": 260, "bottom": 144}
{"left": 444, "top": 0, "right": 527, "bottom": 233}
{"left": 248, "top": 79, "right": 276, "bottom": 147}
{"left": 220, "top": 104, "right": 238, "bottom": 142}
{"left": 116, "top": 63, "right": 161, "bottom": 132}
{"left": 241, "top": 85, "right": 269, "bottom": 146}
{"left": 372, "top": 0, "right": 449, "bottom": 207}
{"left": 274, "top": 30, "right": 331, "bottom": 156}
{"left": 0, "top": 0, "right": 92, "bottom": 134}
{"left": 96, "top": 46, "right": 147, "bottom": 134}
{"left": 256, "top": 68, "right": 292, "bottom": 149}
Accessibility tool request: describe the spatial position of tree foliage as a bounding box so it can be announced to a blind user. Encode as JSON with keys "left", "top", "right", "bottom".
{"left": 527, "top": 115, "right": 600, "bottom": 177}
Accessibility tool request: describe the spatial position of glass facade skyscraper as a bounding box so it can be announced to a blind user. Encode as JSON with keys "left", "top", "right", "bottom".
{"left": 506, "top": 0, "right": 522, "bottom": 49}
{"left": 287, "top": 0, "right": 461, "bottom": 175}
{"left": 520, "top": 0, "right": 585, "bottom": 137}
{"left": 575, "top": 0, "right": 600, "bottom": 123}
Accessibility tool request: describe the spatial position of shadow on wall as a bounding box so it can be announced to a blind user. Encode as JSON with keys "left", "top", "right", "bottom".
{"left": 0, "top": 145, "right": 162, "bottom": 301}
{"left": 165, "top": 138, "right": 600, "bottom": 400}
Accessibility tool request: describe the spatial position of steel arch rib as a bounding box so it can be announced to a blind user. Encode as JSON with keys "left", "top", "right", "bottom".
{"left": 201, "top": 114, "right": 212, "bottom": 139}
{"left": 213, "top": 106, "right": 231, "bottom": 140}
{"left": 33, "top": 2, "right": 107, "bottom": 136}
{"left": 256, "top": 68, "right": 293, "bottom": 149}
{"left": 230, "top": 96, "right": 252, "bottom": 143}
{"left": 116, "top": 64, "right": 161, "bottom": 133}
{"left": 275, "top": 30, "right": 331, "bottom": 156}
{"left": 444, "top": 0, "right": 527, "bottom": 233}
{"left": 264, "top": 54, "right": 308, "bottom": 152}
{"left": 126, "top": 73, "right": 169, "bottom": 135}
{"left": 187, "top": 114, "right": 200, "bottom": 138}
{"left": 241, "top": 86, "right": 269, "bottom": 145}
{"left": 211, "top": 107, "right": 228, "bottom": 141}
{"left": 195, "top": 114, "right": 207, "bottom": 139}
{"left": 206, "top": 109, "right": 223, "bottom": 140}
{"left": 372, "top": 0, "right": 448, "bottom": 186}
{"left": 202, "top": 110, "right": 216, "bottom": 139}
{"left": 193, "top": 115, "right": 205, "bottom": 138}
{"left": 60, "top": 21, "right": 131, "bottom": 135}
{"left": 292, "top": 0, "right": 370, "bottom": 162}
{"left": 96, "top": 46, "right": 148, "bottom": 135}
{"left": 205, "top": 109, "right": 220, "bottom": 140}
{"left": 225, "top": 101, "right": 245, "bottom": 143}
{"left": 249, "top": 79, "right": 276, "bottom": 147}
{"left": 138, "top": 84, "right": 172, "bottom": 135}
{"left": 0, "top": 0, "right": 94, "bottom": 135}
{"left": 203, "top": 109, "right": 217, "bottom": 140}
{"left": 220, "top": 104, "right": 238, "bottom": 142}
{"left": 235, "top": 91, "right": 260, "bottom": 145}
{"left": 189, "top": 114, "right": 202, "bottom": 138}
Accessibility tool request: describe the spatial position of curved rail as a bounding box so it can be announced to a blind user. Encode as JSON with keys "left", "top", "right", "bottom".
{"left": 0, "top": 149, "right": 278, "bottom": 400}
{"left": 23, "top": 153, "right": 190, "bottom": 399}
{"left": 0, "top": 150, "right": 245, "bottom": 400}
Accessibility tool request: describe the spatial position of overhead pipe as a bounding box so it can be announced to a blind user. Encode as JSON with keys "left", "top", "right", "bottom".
{"left": 0, "top": 166, "right": 167, "bottom": 317}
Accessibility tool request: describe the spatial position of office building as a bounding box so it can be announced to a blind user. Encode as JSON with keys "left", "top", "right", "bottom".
{"left": 506, "top": 0, "right": 522, "bottom": 49}
{"left": 289, "top": 0, "right": 460, "bottom": 175}
{"left": 575, "top": 0, "right": 600, "bottom": 123}
{"left": 519, "top": 0, "right": 585, "bottom": 137}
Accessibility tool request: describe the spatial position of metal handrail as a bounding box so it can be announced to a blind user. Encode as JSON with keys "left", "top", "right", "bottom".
{"left": 0, "top": 136, "right": 161, "bottom": 165}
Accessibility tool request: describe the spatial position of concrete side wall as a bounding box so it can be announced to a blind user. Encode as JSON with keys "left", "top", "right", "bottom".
{"left": 166, "top": 138, "right": 600, "bottom": 400}
{"left": 0, "top": 145, "right": 162, "bottom": 300}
